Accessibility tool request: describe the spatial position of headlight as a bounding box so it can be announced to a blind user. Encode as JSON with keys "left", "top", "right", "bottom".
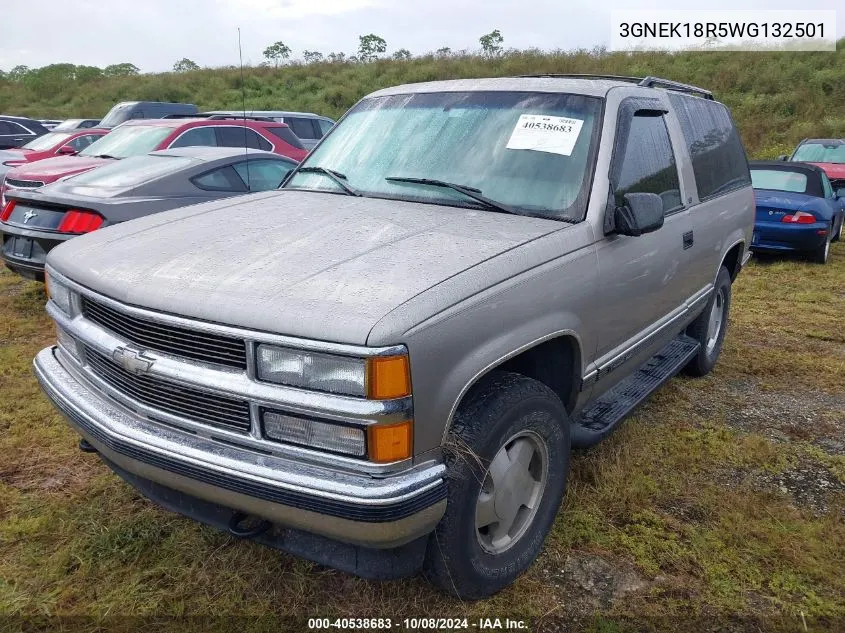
{"left": 45, "top": 272, "right": 74, "bottom": 315}
{"left": 256, "top": 345, "right": 411, "bottom": 399}
{"left": 263, "top": 411, "right": 366, "bottom": 456}
{"left": 55, "top": 325, "right": 82, "bottom": 363}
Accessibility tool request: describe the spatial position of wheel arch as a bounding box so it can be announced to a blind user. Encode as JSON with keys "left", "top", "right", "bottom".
{"left": 443, "top": 332, "right": 582, "bottom": 442}
{"left": 721, "top": 239, "right": 746, "bottom": 282}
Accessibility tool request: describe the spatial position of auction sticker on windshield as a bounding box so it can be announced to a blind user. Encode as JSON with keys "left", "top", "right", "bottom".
{"left": 506, "top": 114, "right": 584, "bottom": 156}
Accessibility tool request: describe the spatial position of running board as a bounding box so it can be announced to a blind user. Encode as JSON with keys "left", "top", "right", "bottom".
{"left": 570, "top": 335, "right": 700, "bottom": 448}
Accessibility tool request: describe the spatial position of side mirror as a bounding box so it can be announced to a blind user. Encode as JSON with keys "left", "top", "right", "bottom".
{"left": 776, "top": 155, "right": 789, "bottom": 161}
{"left": 614, "top": 193, "right": 665, "bottom": 237}
{"left": 57, "top": 145, "right": 77, "bottom": 155}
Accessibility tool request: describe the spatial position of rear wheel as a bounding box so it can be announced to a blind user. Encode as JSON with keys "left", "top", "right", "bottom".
{"left": 423, "top": 371, "right": 570, "bottom": 599}
{"left": 811, "top": 227, "right": 831, "bottom": 264}
{"left": 832, "top": 216, "right": 843, "bottom": 243}
{"left": 683, "top": 266, "right": 732, "bottom": 377}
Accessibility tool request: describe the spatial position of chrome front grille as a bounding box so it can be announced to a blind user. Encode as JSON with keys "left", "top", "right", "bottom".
{"left": 85, "top": 347, "right": 251, "bottom": 432}
{"left": 81, "top": 296, "right": 248, "bottom": 369}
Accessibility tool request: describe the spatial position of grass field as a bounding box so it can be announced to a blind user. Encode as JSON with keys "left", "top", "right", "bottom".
{"left": 0, "top": 243, "right": 843, "bottom": 632}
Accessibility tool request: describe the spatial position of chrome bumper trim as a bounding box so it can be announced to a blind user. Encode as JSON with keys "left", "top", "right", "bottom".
{"left": 34, "top": 347, "right": 446, "bottom": 547}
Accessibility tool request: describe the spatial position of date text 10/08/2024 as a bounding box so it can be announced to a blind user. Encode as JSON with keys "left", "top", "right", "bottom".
{"left": 307, "top": 618, "right": 530, "bottom": 630}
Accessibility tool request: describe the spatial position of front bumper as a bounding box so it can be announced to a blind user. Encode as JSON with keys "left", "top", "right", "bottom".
{"left": 34, "top": 347, "right": 447, "bottom": 549}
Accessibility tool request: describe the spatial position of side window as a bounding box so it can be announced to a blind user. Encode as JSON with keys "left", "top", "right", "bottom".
{"left": 267, "top": 126, "right": 305, "bottom": 150}
{"left": 668, "top": 94, "right": 751, "bottom": 201}
{"left": 288, "top": 117, "right": 318, "bottom": 140}
{"left": 821, "top": 173, "right": 834, "bottom": 198}
{"left": 170, "top": 127, "right": 218, "bottom": 148}
{"left": 69, "top": 134, "right": 101, "bottom": 151}
{"left": 217, "top": 127, "right": 272, "bottom": 151}
{"left": 192, "top": 166, "right": 248, "bottom": 192}
{"left": 0, "top": 121, "right": 32, "bottom": 135}
{"left": 317, "top": 119, "right": 334, "bottom": 137}
{"left": 614, "top": 113, "right": 682, "bottom": 214}
{"left": 232, "top": 159, "right": 295, "bottom": 191}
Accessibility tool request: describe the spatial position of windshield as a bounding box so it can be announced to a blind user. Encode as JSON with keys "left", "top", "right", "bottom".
{"left": 53, "top": 119, "right": 82, "bottom": 131}
{"left": 67, "top": 154, "right": 196, "bottom": 188}
{"left": 751, "top": 169, "right": 809, "bottom": 193}
{"left": 79, "top": 126, "right": 172, "bottom": 159}
{"left": 285, "top": 91, "right": 602, "bottom": 220}
{"left": 792, "top": 142, "right": 845, "bottom": 164}
{"left": 99, "top": 103, "right": 137, "bottom": 128}
{"left": 22, "top": 132, "right": 73, "bottom": 152}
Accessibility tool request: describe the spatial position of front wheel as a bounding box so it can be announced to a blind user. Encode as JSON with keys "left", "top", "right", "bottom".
{"left": 423, "top": 371, "right": 570, "bottom": 599}
{"left": 683, "top": 265, "right": 732, "bottom": 377}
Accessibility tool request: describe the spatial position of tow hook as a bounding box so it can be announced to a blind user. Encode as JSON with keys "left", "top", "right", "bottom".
{"left": 227, "top": 511, "right": 272, "bottom": 538}
{"left": 79, "top": 438, "right": 97, "bottom": 453}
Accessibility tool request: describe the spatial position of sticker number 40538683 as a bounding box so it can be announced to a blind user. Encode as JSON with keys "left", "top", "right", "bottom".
{"left": 506, "top": 114, "right": 584, "bottom": 156}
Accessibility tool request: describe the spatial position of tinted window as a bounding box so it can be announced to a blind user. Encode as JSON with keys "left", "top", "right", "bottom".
{"left": 288, "top": 117, "right": 318, "bottom": 139}
{"left": 170, "top": 127, "right": 218, "bottom": 148}
{"left": 192, "top": 166, "right": 247, "bottom": 192}
{"left": 614, "top": 113, "right": 682, "bottom": 214}
{"left": 217, "top": 127, "right": 272, "bottom": 151}
{"left": 0, "top": 121, "right": 31, "bottom": 135}
{"left": 268, "top": 126, "right": 305, "bottom": 149}
{"left": 68, "top": 134, "right": 103, "bottom": 151}
{"left": 317, "top": 119, "right": 334, "bottom": 136}
{"left": 233, "top": 159, "right": 295, "bottom": 191}
{"left": 669, "top": 94, "right": 750, "bottom": 200}
{"left": 821, "top": 172, "right": 834, "bottom": 198}
{"left": 750, "top": 169, "right": 809, "bottom": 194}
{"left": 68, "top": 154, "right": 196, "bottom": 188}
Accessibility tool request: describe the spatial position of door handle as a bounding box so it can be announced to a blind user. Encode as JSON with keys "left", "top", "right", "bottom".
{"left": 683, "top": 231, "right": 694, "bottom": 249}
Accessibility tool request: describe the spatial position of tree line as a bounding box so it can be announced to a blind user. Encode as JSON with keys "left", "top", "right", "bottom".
{"left": 0, "top": 30, "right": 505, "bottom": 79}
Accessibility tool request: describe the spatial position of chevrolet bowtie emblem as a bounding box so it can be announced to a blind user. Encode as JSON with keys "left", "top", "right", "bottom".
{"left": 112, "top": 346, "right": 155, "bottom": 375}
{"left": 22, "top": 210, "right": 38, "bottom": 223}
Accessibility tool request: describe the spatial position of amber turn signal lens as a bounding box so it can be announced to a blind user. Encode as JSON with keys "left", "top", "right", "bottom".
{"left": 366, "top": 355, "right": 411, "bottom": 400}
{"left": 368, "top": 421, "right": 413, "bottom": 463}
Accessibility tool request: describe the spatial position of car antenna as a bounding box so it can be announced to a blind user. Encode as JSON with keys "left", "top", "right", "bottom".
{"left": 238, "top": 27, "right": 251, "bottom": 191}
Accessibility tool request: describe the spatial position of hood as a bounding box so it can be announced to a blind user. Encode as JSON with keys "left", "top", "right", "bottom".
{"left": 0, "top": 149, "right": 27, "bottom": 161}
{"left": 48, "top": 190, "right": 561, "bottom": 345}
{"left": 8, "top": 156, "right": 109, "bottom": 183}
{"left": 808, "top": 162, "right": 845, "bottom": 180}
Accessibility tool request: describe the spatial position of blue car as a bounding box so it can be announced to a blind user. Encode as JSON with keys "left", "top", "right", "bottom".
{"left": 750, "top": 161, "right": 844, "bottom": 264}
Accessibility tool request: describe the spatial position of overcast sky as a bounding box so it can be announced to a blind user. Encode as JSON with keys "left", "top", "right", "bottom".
{"left": 0, "top": 0, "right": 841, "bottom": 72}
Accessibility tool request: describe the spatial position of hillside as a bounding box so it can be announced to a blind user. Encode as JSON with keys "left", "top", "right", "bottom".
{"left": 2, "top": 41, "right": 844, "bottom": 159}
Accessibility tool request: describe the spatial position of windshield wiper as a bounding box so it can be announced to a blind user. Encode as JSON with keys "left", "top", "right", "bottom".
{"left": 384, "top": 176, "right": 520, "bottom": 215}
{"left": 296, "top": 166, "right": 361, "bottom": 196}
{"left": 90, "top": 154, "right": 120, "bottom": 160}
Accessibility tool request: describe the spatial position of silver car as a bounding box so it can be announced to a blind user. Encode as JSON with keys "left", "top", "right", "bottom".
{"left": 34, "top": 75, "right": 754, "bottom": 598}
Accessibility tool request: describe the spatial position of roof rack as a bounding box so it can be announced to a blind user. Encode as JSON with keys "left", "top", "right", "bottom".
{"left": 518, "top": 73, "right": 714, "bottom": 100}
{"left": 638, "top": 76, "right": 713, "bottom": 100}
{"left": 161, "top": 113, "right": 276, "bottom": 122}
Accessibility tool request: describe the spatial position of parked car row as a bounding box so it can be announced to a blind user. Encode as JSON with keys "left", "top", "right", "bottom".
{"left": 0, "top": 101, "right": 335, "bottom": 279}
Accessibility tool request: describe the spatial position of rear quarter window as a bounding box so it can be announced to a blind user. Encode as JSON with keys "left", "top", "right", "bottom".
{"left": 668, "top": 94, "right": 750, "bottom": 201}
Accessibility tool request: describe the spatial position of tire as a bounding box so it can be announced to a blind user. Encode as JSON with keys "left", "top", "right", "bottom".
{"left": 423, "top": 371, "right": 570, "bottom": 599}
{"left": 683, "top": 265, "right": 732, "bottom": 377}
{"left": 811, "top": 227, "right": 831, "bottom": 264}
{"left": 832, "top": 215, "right": 843, "bottom": 243}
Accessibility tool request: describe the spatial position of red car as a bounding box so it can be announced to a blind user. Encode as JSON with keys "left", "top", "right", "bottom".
{"left": 0, "top": 128, "right": 108, "bottom": 170}
{"left": 1, "top": 118, "right": 308, "bottom": 205}
{"left": 787, "top": 138, "right": 845, "bottom": 192}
